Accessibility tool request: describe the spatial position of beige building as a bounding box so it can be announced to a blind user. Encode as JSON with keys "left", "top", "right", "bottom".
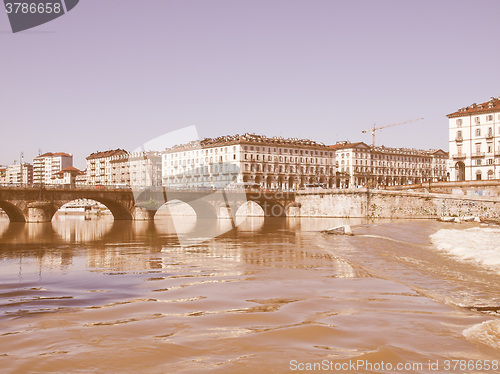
{"left": 86, "top": 149, "right": 128, "bottom": 186}
{"left": 6, "top": 162, "right": 33, "bottom": 185}
{"left": 52, "top": 166, "right": 83, "bottom": 187}
{"left": 75, "top": 171, "right": 87, "bottom": 187}
{"left": 0, "top": 167, "right": 6, "bottom": 184}
{"left": 162, "top": 133, "right": 336, "bottom": 190}
{"left": 128, "top": 151, "right": 162, "bottom": 187}
{"left": 330, "top": 142, "right": 448, "bottom": 188}
{"left": 34, "top": 152, "right": 73, "bottom": 185}
{"left": 448, "top": 96, "right": 500, "bottom": 181}
{"left": 86, "top": 149, "right": 161, "bottom": 187}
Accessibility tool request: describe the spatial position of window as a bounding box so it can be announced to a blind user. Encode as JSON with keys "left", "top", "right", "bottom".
{"left": 476, "top": 128, "right": 481, "bottom": 136}
{"left": 487, "top": 115, "right": 493, "bottom": 122}
{"left": 457, "top": 130, "right": 462, "bottom": 139}
{"left": 476, "top": 159, "right": 482, "bottom": 166}
{"left": 456, "top": 119, "right": 463, "bottom": 127}
{"left": 475, "top": 144, "right": 481, "bottom": 154}
{"left": 475, "top": 117, "right": 480, "bottom": 124}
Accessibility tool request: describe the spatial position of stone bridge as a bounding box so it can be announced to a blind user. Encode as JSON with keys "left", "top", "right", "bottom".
{"left": 0, "top": 186, "right": 297, "bottom": 223}
{"left": 3, "top": 186, "right": 500, "bottom": 224}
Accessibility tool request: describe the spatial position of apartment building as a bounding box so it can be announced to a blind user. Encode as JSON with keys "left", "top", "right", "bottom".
{"left": 0, "top": 166, "right": 6, "bottom": 184}
{"left": 33, "top": 152, "right": 73, "bottom": 185}
{"left": 162, "top": 133, "right": 336, "bottom": 190}
{"left": 330, "top": 142, "right": 448, "bottom": 188}
{"left": 52, "top": 166, "right": 83, "bottom": 187}
{"left": 86, "top": 149, "right": 128, "bottom": 185}
{"left": 86, "top": 149, "right": 161, "bottom": 187}
{"left": 129, "top": 151, "right": 162, "bottom": 187}
{"left": 5, "top": 162, "right": 33, "bottom": 185}
{"left": 448, "top": 96, "right": 500, "bottom": 181}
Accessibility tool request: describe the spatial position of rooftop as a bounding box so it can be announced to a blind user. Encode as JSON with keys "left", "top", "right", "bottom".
{"left": 447, "top": 96, "right": 500, "bottom": 118}
{"left": 35, "top": 152, "right": 72, "bottom": 159}
{"left": 165, "top": 133, "right": 327, "bottom": 152}
{"left": 86, "top": 149, "right": 128, "bottom": 160}
{"left": 329, "top": 142, "right": 447, "bottom": 156}
{"left": 54, "top": 166, "right": 83, "bottom": 176}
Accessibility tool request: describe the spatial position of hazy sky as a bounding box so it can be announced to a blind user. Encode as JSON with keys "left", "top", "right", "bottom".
{"left": 1, "top": 0, "right": 500, "bottom": 169}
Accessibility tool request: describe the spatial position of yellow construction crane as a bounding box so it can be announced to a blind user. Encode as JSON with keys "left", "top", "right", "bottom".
{"left": 362, "top": 118, "right": 424, "bottom": 146}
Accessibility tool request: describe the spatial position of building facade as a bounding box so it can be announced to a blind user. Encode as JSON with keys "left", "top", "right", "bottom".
{"left": 52, "top": 166, "right": 83, "bottom": 187}
{"left": 33, "top": 152, "right": 73, "bottom": 185}
{"left": 331, "top": 142, "right": 448, "bottom": 188}
{"left": 5, "top": 162, "right": 33, "bottom": 185}
{"left": 128, "top": 151, "right": 162, "bottom": 187}
{"left": 448, "top": 97, "right": 500, "bottom": 181}
{"left": 162, "top": 133, "right": 336, "bottom": 190}
{"left": 86, "top": 149, "right": 128, "bottom": 186}
{"left": 0, "top": 167, "right": 6, "bottom": 184}
{"left": 75, "top": 171, "right": 87, "bottom": 187}
{"left": 86, "top": 149, "right": 161, "bottom": 187}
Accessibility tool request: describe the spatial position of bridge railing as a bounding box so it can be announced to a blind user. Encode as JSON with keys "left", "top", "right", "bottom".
{"left": 0, "top": 183, "right": 299, "bottom": 193}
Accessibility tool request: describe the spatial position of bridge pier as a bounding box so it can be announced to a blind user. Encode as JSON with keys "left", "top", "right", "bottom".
{"left": 132, "top": 206, "right": 157, "bottom": 221}
{"left": 27, "top": 201, "right": 56, "bottom": 223}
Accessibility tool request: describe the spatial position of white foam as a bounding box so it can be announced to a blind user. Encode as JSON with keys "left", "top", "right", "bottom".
{"left": 430, "top": 227, "right": 500, "bottom": 272}
{"left": 463, "top": 320, "right": 500, "bottom": 351}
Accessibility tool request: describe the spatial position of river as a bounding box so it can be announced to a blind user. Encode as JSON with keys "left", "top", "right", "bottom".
{"left": 0, "top": 213, "right": 499, "bottom": 373}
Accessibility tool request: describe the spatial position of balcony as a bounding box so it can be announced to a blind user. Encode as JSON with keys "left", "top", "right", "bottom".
{"left": 452, "top": 154, "right": 466, "bottom": 159}
{"left": 471, "top": 152, "right": 485, "bottom": 158}
{"left": 455, "top": 136, "right": 463, "bottom": 142}
{"left": 486, "top": 133, "right": 494, "bottom": 140}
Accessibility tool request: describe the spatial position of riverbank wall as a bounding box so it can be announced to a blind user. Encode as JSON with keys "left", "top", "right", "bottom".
{"left": 292, "top": 189, "right": 500, "bottom": 220}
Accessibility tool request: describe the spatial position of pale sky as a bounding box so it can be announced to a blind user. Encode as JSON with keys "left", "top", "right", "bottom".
{"left": 1, "top": 0, "right": 499, "bottom": 169}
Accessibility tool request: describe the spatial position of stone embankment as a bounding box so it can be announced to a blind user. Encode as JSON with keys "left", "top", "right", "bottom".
{"left": 292, "top": 189, "right": 500, "bottom": 220}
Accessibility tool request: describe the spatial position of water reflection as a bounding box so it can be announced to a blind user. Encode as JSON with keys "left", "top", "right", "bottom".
{"left": 0, "top": 215, "right": 364, "bottom": 328}
{"left": 0, "top": 216, "right": 364, "bottom": 273}
{"left": 3, "top": 217, "right": 496, "bottom": 373}
{"left": 0, "top": 206, "right": 374, "bottom": 246}
{"left": 53, "top": 215, "right": 115, "bottom": 242}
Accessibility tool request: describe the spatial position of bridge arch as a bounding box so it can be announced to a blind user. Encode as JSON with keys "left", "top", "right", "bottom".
{"left": 235, "top": 201, "right": 265, "bottom": 218}
{"left": 157, "top": 200, "right": 197, "bottom": 217}
{"left": 90, "top": 198, "right": 134, "bottom": 220}
{"left": 187, "top": 199, "right": 218, "bottom": 219}
{"left": 250, "top": 199, "right": 287, "bottom": 217}
{"left": 53, "top": 198, "right": 133, "bottom": 221}
{"left": 158, "top": 198, "right": 218, "bottom": 220}
{"left": 0, "top": 201, "right": 27, "bottom": 223}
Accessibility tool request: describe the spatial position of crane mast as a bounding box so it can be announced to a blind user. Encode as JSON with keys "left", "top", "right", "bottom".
{"left": 362, "top": 118, "right": 424, "bottom": 146}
